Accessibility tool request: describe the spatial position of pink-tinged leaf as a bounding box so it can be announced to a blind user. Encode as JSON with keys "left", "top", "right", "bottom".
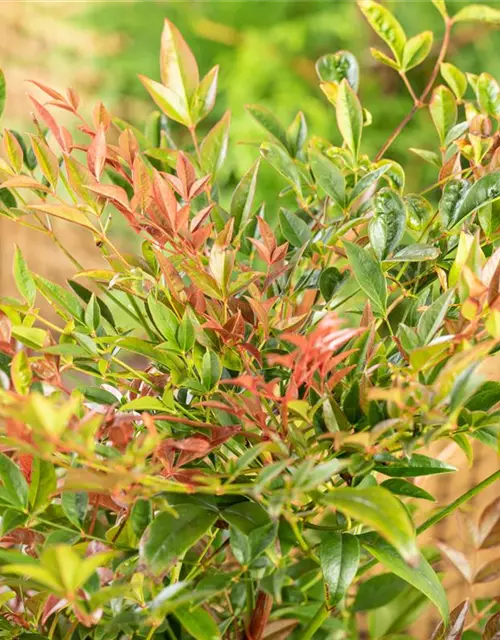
{"left": 66, "top": 87, "right": 80, "bottom": 111}
{"left": 474, "top": 557, "right": 500, "bottom": 583}
{"left": 138, "top": 75, "right": 191, "bottom": 126}
{"left": 480, "top": 520, "right": 500, "bottom": 550}
{"left": 28, "top": 204, "right": 96, "bottom": 230}
{"left": 431, "top": 600, "right": 469, "bottom": 639}
{"left": 41, "top": 594, "right": 68, "bottom": 625}
{"left": 86, "top": 184, "right": 130, "bottom": 210}
{"left": 437, "top": 541, "right": 473, "bottom": 583}
{"left": 27, "top": 80, "right": 65, "bottom": 102}
{"left": 87, "top": 125, "right": 107, "bottom": 179}
{"left": 93, "top": 101, "right": 111, "bottom": 130}
{"left": 160, "top": 19, "right": 199, "bottom": 100}
{"left": 1, "top": 176, "right": 51, "bottom": 193}
{"left": 478, "top": 497, "right": 500, "bottom": 548}
{"left": 28, "top": 96, "right": 68, "bottom": 151}
{"left": 483, "top": 611, "right": 500, "bottom": 640}
{"left": 132, "top": 155, "right": 151, "bottom": 210}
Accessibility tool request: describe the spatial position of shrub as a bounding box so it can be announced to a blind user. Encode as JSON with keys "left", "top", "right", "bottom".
{"left": 0, "top": 1, "right": 500, "bottom": 638}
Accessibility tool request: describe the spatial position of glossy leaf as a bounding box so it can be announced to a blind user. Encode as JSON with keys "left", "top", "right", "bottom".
{"left": 417, "top": 289, "right": 456, "bottom": 345}
{"left": 381, "top": 479, "right": 436, "bottom": 502}
{"left": 322, "top": 486, "right": 418, "bottom": 564}
{"left": 352, "top": 573, "right": 407, "bottom": 612}
{"left": 13, "top": 246, "right": 36, "bottom": 306}
{"left": 319, "top": 533, "right": 360, "bottom": 605}
{"left": 174, "top": 606, "right": 221, "bottom": 640}
{"left": 429, "top": 85, "right": 457, "bottom": 145}
{"left": 319, "top": 266, "right": 347, "bottom": 301}
{"left": 0, "top": 453, "right": 28, "bottom": 511}
{"left": 336, "top": 79, "right": 363, "bottom": 159}
{"left": 247, "top": 104, "right": 288, "bottom": 149}
{"left": 369, "top": 187, "right": 407, "bottom": 261}
{"left": 349, "top": 164, "right": 390, "bottom": 203}
{"left": 279, "top": 209, "right": 311, "bottom": 248}
{"left": 450, "top": 172, "right": 500, "bottom": 229}
{"left": 402, "top": 31, "right": 433, "bottom": 72}
{"left": 375, "top": 454, "right": 457, "bottom": 478}
{"left": 430, "top": 600, "right": 469, "bottom": 640}
{"left": 200, "top": 110, "right": 230, "bottom": 176}
{"left": 344, "top": 240, "right": 387, "bottom": 316}
{"left": 359, "top": 0, "right": 407, "bottom": 64}
{"left": 309, "top": 148, "right": 345, "bottom": 206}
{"left": 231, "top": 160, "right": 260, "bottom": 234}
{"left": 440, "top": 63, "right": 467, "bottom": 100}
{"left": 140, "top": 506, "right": 217, "bottom": 574}
{"left": 315, "top": 51, "right": 359, "bottom": 91}
{"left": 160, "top": 19, "right": 199, "bottom": 102}
{"left": 139, "top": 75, "right": 191, "bottom": 126}
{"left": 386, "top": 244, "right": 439, "bottom": 263}
{"left": 362, "top": 534, "right": 449, "bottom": 623}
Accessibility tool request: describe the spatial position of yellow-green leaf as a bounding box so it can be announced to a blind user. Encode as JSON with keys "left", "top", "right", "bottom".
{"left": 359, "top": 0, "right": 406, "bottom": 64}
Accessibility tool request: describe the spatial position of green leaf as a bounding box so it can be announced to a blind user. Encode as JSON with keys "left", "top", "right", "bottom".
{"left": 279, "top": 209, "right": 312, "bottom": 248}
{"left": 429, "top": 85, "right": 457, "bottom": 146}
{"left": 417, "top": 288, "right": 456, "bottom": 344}
{"left": 0, "top": 453, "right": 28, "bottom": 511}
{"left": 200, "top": 110, "right": 230, "bottom": 176}
{"left": 286, "top": 111, "right": 308, "bottom": 157}
{"left": 260, "top": 142, "right": 303, "bottom": 196}
{"left": 369, "top": 188, "right": 407, "bottom": 260}
{"left": 0, "top": 69, "right": 5, "bottom": 120}
{"left": 440, "top": 179, "right": 471, "bottom": 228}
{"left": 322, "top": 486, "right": 418, "bottom": 564}
{"left": 375, "top": 454, "right": 457, "bottom": 478}
{"left": 174, "top": 606, "right": 221, "bottom": 640}
{"left": 319, "top": 533, "right": 360, "bottom": 606}
{"left": 121, "top": 397, "right": 166, "bottom": 412}
{"left": 29, "top": 459, "right": 56, "bottom": 514}
{"left": 453, "top": 4, "right": 500, "bottom": 24}
{"left": 315, "top": 51, "right": 359, "bottom": 91}
{"left": 202, "top": 351, "right": 221, "bottom": 390}
{"left": 405, "top": 194, "right": 433, "bottom": 231}
{"left": 359, "top": 0, "right": 407, "bottom": 64}
{"left": 450, "top": 172, "right": 500, "bottom": 229}
{"left": 410, "top": 148, "right": 441, "bottom": 167}
{"left": 402, "top": 31, "right": 433, "bottom": 72}
{"left": 11, "top": 326, "right": 47, "bottom": 350}
{"left": 349, "top": 164, "right": 390, "bottom": 204}
{"left": 309, "top": 148, "right": 345, "bottom": 206}
{"left": 190, "top": 65, "right": 218, "bottom": 124}
{"left": 222, "top": 501, "right": 270, "bottom": 534}
{"left": 28, "top": 204, "right": 95, "bottom": 231}
{"left": 246, "top": 104, "right": 288, "bottom": 149}
{"left": 362, "top": 535, "right": 449, "bottom": 623}
{"left": 130, "top": 499, "right": 153, "bottom": 539}
{"left": 385, "top": 244, "right": 439, "bottom": 263}
{"left": 84, "top": 294, "right": 101, "bottom": 332}
{"left": 62, "top": 492, "right": 88, "bottom": 529}
{"left": 140, "top": 505, "right": 217, "bottom": 574}
{"left": 352, "top": 573, "right": 407, "bottom": 611}
{"left": 230, "top": 160, "right": 260, "bottom": 234}
{"left": 343, "top": 240, "right": 387, "bottom": 316}
{"left": 138, "top": 75, "right": 191, "bottom": 126}
{"left": 370, "top": 47, "right": 399, "bottom": 71}
{"left": 34, "top": 275, "right": 84, "bottom": 322}
{"left": 432, "top": 0, "right": 448, "bottom": 20}
{"left": 177, "top": 311, "right": 195, "bottom": 352}
{"left": 477, "top": 73, "right": 500, "bottom": 117}
{"left": 381, "top": 479, "right": 436, "bottom": 502}
{"left": 160, "top": 18, "right": 199, "bottom": 103}
{"left": 10, "top": 350, "right": 32, "bottom": 395}
{"left": 440, "top": 63, "right": 467, "bottom": 101}
{"left": 319, "top": 266, "right": 348, "bottom": 301}
{"left": 147, "top": 298, "right": 179, "bottom": 345}
{"left": 336, "top": 79, "right": 363, "bottom": 160}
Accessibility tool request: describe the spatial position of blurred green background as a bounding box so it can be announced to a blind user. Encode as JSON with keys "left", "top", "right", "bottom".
{"left": 80, "top": 1, "right": 500, "bottom": 195}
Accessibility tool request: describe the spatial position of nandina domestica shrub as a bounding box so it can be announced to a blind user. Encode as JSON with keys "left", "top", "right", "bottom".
{"left": 1, "top": 1, "right": 500, "bottom": 638}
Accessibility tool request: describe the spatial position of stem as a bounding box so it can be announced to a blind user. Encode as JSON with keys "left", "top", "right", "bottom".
{"left": 302, "top": 604, "right": 330, "bottom": 640}
{"left": 375, "top": 18, "right": 452, "bottom": 161}
{"left": 400, "top": 71, "right": 419, "bottom": 104}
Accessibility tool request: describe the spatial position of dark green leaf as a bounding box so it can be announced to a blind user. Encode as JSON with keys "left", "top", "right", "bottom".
{"left": 174, "top": 606, "right": 221, "bottom": 640}
{"left": 450, "top": 172, "right": 500, "bottom": 229}
{"left": 28, "top": 459, "right": 56, "bottom": 514}
{"left": 417, "top": 289, "right": 456, "bottom": 344}
{"left": 61, "top": 492, "right": 88, "bottom": 529}
{"left": 386, "top": 244, "right": 440, "bottom": 263}
{"left": 381, "top": 479, "right": 436, "bottom": 502}
{"left": 222, "top": 501, "right": 270, "bottom": 534}
{"left": 140, "top": 505, "right": 217, "bottom": 574}
{"left": 286, "top": 111, "right": 307, "bottom": 157}
{"left": 177, "top": 311, "right": 195, "bottom": 352}
{"left": 260, "top": 142, "right": 303, "bottom": 196}
{"left": 202, "top": 351, "right": 221, "bottom": 390}
{"left": 319, "top": 266, "right": 347, "bottom": 301}
{"left": 246, "top": 104, "right": 288, "bottom": 149}
{"left": 319, "top": 533, "right": 360, "bottom": 605}
{"left": 130, "top": 499, "right": 153, "bottom": 539}
{"left": 440, "top": 179, "right": 471, "bottom": 228}
{"left": 200, "top": 110, "right": 230, "bottom": 176}
{"left": 349, "top": 164, "right": 390, "bottom": 204}
{"left": 352, "top": 573, "right": 407, "bottom": 612}
{"left": 376, "top": 454, "right": 457, "bottom": 478}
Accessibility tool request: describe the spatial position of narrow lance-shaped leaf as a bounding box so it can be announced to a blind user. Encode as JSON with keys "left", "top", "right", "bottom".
{"left": 200, "top": 110, "right": 230, "bottom": 177}
{"left": 246, "top": 104, "right": 288, "bottom": 149}
{"left": 336, "top": 79, "right": 363, "bottom": 160}
{"left": 13, "top": 246, "right": 36, "bottom": 306}
{"left": 231, "top": 160, "right": 260, "bottom": 234}
{"left": 322, "top": 486, "right": 418, "bottom": 564}
{"left": 160, "top": 18, "right": 199, "bottom": 103}
{"left": 319, "top": 533, "right": 360, "bottom": 605}
{"left": 279, "top": 209, "right": 311, "bottom": 248}
{"left": 453, "top": 4, "right": 500, "bottom": 24}
{"left": 0, "top": 69, "right": 5, "bottom": 119}
{"left": 309, "top": 148, "right": 345, "bottom": 206}
{"left": 260, "top": 142, "right": 303, "bottom": 197}
{"left": 190, "top": 65, "right": 219, "bottom": 124}
{"left": 362, "top": 534, "right": 449, "bottom": 623}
